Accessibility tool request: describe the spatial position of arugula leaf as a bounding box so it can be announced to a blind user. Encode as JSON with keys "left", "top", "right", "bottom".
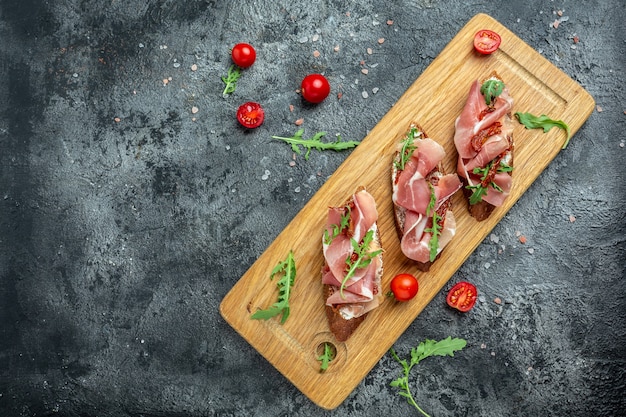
{"left": 466, "top": 160, "right": 513, "bottom": 205}
{"left": 317, "top": 342, "right": 335, "bottom": 372}
{"left": 272, "top": 129, "right": 360, "bottom": 160}
{"left": 340, "top": 229, "right": 382, "bottom": 298}
{"left": 221, "top": 65, "right": 241, "bottom": 97}
{"left": 480, "top": 79, "right": 505, "bottom": 106}
{"left": 424, "top": 184, "right": 441, "bottom": 263}
{"left": 394, "top": 126, "right": 421, "bottom": 171}
{"left": 250, "top": 250, "right": 296, "bottom": 324}
{"left": 323, "top": 208, "right": 351, "bottom": 246}
{"left": 390, "top": 337, "right": 467, "bottom": 417}
{"left": 515, "top": 111, "right": 572, "bottom": 149}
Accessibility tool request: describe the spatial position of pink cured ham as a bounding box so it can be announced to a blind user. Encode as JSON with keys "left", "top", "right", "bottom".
{"left": 392, "top": 127, "right": 462, "bottom": 265}
{"left": 455, "top": 76, "right": 514, "bottom": 208}
{"left": 322, "top": 189, "right": 383, "bottom": 320}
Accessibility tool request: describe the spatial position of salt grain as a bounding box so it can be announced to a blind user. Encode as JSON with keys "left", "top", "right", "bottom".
{"left": 261, "top": 170, "right": 270, "bottom": 181}
{"left": 191, "top": 106, "right": 199, "bottom": 114}
{"left": 294, "top": 186, "right": 301, "bottom": 193}
{"left": 191, "top": 64, "right": 198, "bottom": 71}
{"left": 372, "top": 87, "right": 379, "bottom": 94}
{"left": 361, "top": 68, "right": 369, "bottom": 75}
{"left": 298, "top": 36, "right": 308, "bottom": 43}
{"left": 334, "top": 45, "right": 340, "bottom": 52}
{"left": 361, "top": 91, "right": 369, "bottom": 99}
{"left": 312, "top": 34, "right": 319, "bottom": 42}
{"left": 367, "top": 48, "right": 373, "bottom": 55}
{"left": 527, "top": 248, "right": 535, "bottom": 254}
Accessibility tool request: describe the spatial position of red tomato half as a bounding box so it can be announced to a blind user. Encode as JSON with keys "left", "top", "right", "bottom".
{"left": 301, "top": 74, "right": 330, "bottom": 104}
{"left": 390, "top": 273, "right": 419, "bottom": 302}
{"left": 231, "top": 43, "right": 256, "bottom": 68}
{"left": 473, "top": 29, "right": 501, "bottom": 54}
{"left": 446, "top": 281, "right": 477, "bottom": 312}
{"left": 236, "top": 102, "right": 264, "bottom": 128}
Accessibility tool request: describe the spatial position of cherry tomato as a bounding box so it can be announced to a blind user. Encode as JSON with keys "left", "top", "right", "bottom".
{"left": 301, "top": 74, "right": 331, "bottom": 104}
{"left": 390, "top": 273, "right": 419, "bottom": 302}
{"left": 231, "top": 43, "right": 256, "bottom": 68}
{"left": 236, "top": 102, "right": 264, "bottom": 128}
{"left": 473, "top": 29, "right": 501, "bottom": 54}
{"left": 446, "top": 281, "right": 477, "bottom": 312}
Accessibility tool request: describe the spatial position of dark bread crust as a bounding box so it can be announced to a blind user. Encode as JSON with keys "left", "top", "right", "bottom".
{"left": 322, "top": 189, "right": 382, "bottom": 343}
{"left": 323, "top": 285, "right": 367, "bottom": 343}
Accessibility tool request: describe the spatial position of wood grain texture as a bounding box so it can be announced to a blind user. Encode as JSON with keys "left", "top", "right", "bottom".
{"left": 220, "top": 13, "right": 594, "bottom": 410}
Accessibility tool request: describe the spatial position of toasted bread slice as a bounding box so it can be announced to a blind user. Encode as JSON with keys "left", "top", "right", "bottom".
{"left": 391, "top": 124, "right": 454, "bottom": 272}
{"left": 322, "top": 188, "right": 383, "bottom": 342}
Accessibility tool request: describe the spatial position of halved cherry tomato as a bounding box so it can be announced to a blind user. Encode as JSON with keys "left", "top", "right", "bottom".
{"left": 236, "top": 102, "right": 264, "bottom": 128}
{"left": 446, "top": 281, "right": 477, "bottom": 312}
{"left": 301, "top": 74, "right": 330, "bottom": 104}
{"left": 390, "top": 273, "right": 419, "bottom": 302}
{"left": 231, "top": 43, "right": 256, "bottom": 68}
{"left": 473, "top": 29, "right": 501, "bottom": 54}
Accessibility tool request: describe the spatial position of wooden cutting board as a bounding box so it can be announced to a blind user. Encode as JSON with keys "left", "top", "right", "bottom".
{"left": 220, "top": 13, "right": 594, "bottom": 409}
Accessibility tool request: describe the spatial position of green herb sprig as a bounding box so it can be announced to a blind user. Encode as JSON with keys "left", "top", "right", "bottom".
{"left": 390, "top": 337, "right": 467, "bottom": 417}
{"left": 323, "top": 208, "right": 350, "bottom": 246}
{"left": 318, "top": 342, "right": 335, "bottom": 372}
{"left": 221, "top": 64, "right": 241, "bottom": 97}
{"left": 424, "top": 184, "right": 441, "bottom": 263}
{"left": 394, "top": 127, "right": 420, "bottom": 171}
{"left": 250, "top": 250, "right": 296, "bottom": 324}
{"left": 340, "top": 229, "right": 382, "bottom": 298}
{"left": 515, "top": 112, "right": 571, "bottom": 149}
{"left": 466, "top": 160, "right": 513, "bottom": 205}
{"left": 480, "top": 79, "right": 505, "bottom": 106}
{"left": 272, "top": 129, "right": 360, "bottom": 160}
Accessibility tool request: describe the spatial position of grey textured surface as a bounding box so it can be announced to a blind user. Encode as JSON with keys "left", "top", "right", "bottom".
{"left": 1, "top": 1, "right": 625, "bottom": 416}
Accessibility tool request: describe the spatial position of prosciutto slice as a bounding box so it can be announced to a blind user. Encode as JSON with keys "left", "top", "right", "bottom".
{"left": 455, "top": 76, "right": 514, "bottom": 208}
{"left": 392, "top": 131, "right": 462, "bottom": 264}
{"left": 322, "top": 189, "right": 382, "bottom": 319}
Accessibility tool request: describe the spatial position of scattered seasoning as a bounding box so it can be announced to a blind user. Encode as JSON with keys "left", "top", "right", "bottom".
{"left": 367, "top": 47, "right": 373, "bottom": 55}
{"left": 527, "top": 248, "right": 535, "bottom": 254}
{"left": 114, "top": 117, "right": 121, "bottom": 123}
{"left": 313, "top": 50, "right": 320, "bottom": 58}
{"left": 372, "top": 87, "right": 379, "bottom": 94}
{"left": 361, "top": 68, "right": 369, "bottom": 75}
{"left": 288, "top": 161, "right": 296, "bottom": 167}
{"left": 362, "top": 91, "right": 369, "bottom": 99}
{"left": 337, "top": 92, "right": 343, "bottom": 99}
{"left": 494, "top": 297, "right": 502, "bottom": 305}
{"left": 596, "top": 105, "right": 603, "bottom": 112}
{"left": 569, "top": 214, "right": 576, "bottom": 223}
{"left": 289, "top": 104, "right": 294, "bottom": 112}
{"left": 334, "top": 45, "right": 340, "bottom": 52}
{"left": 294, "top": 118, "right": 304, "bottom": 126}
{"left": 387, "top": 19, "right": 394, "bottom": 25}
{"left": 312, "top": 34, "right": 319, "bottom": 42}
{"left": 191, "top": 64, "right": 198, "bottom": 71}
{"left": 378, "top": 38, "right": 385, "bottom": 44}
{"left": 519, "top": 235, "right": 527, "bottom": 244}
{"left": 191, "top": 106, "right": 199, "bottom": 114}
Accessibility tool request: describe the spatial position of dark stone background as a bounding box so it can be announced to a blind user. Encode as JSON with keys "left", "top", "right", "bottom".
{"left": 1, "top": 1, "right": 624, "bottom": 416}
